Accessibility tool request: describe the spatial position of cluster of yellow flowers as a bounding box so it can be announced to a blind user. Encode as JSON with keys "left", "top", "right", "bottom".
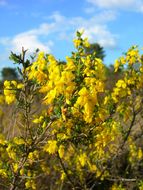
{"left": 27, "top": 52, "right": 48, "bottom": 84}
{"left": 128, "top": 137, "right": 143, "bottom": 165}
{"left": 4, "top": 80, "right": 23, "bottom": 104}
{"left": 111, "top": 79, "right": 131, "bottom": 103}
{"left": 114, "top": 46, "right": 141, "bottom": 72}
{"left": 1, "top": 32, "right": 143, "bottom": 189}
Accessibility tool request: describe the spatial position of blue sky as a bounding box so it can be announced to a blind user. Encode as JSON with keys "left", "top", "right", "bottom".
{"left": 0, "top": 0, "right": 143, "bottom": 69}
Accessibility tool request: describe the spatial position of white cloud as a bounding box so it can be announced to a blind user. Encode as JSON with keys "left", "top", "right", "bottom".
{"left": 82, "top": 25, "right": 117, "bottom": 48}
{"left": 26, "top": 23, "right": 56, "bottom": 36}
{"left": 11, "top": 33, "right": 52, "bottom": 53}
{"left": 0, "top": 23, "right": 55, "bottom": 54}
{"left": 53, "top": 12, "right": 117, "bottom": 48}
{"left": 0, "top": 11, "right": 117, "bottom": 58}
{"left": 87, "top": 0, "right": 143, "bottom": 12}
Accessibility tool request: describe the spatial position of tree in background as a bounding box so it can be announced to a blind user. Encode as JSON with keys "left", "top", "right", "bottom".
{"left": 1, "top": 67, "right": 19, "bottom": 81}
{"left": 84, "top": 43, "right": 105, "bottom": 60}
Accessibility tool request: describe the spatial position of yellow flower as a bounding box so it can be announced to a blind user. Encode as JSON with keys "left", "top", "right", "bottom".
{"left": 66, "top": 57, "right": 76, "bottom": 71}
{"left": 110, "top": 183, "right": 125, "bottom": 190}
{"left": 20, "top": 168, "right": 25, "bottom": 175}
{"left": 5, "top": 94, "right": 16, "bottom": 104}
{"left": 0, "top": 169, "right": 7, "bottom": 178}
{"left": 73, "top": 39, "right": 81, "bottom": 48}
{"left": 17, "top": 83, "right": 24, "bottom": 89}
{"left": 12, "top": 163, "right": 18, "bottom": 173}
{"left": 11, "top": 80, "right": 17, "bottom": 86}
{"left": 37, "top": 51, "right": 44, "bottom": 61}
{"left": 78, "top": 87, "right": 89, "bottom": 97}
{"left": 25, "top": 179, "right": 36, "bottom": 190}
{"left": 6, "top": 144, "right": 16, "bottom": 160}
{"left": 58, "top": 145, "right": 65, "bottom": 158}
{"left": 83, "top": 38, "right": 90, "bottom": 47}
{"left": 43, "top": 89, "right": 57, "bottom": 104}
{"left": 28, "top": 150, "right": 39, "bottom": 162}
{"left": 4, "top": 80, "right": 17, "bottom": 104}
{"left": 84, "top": 102, "right": 94, "bottom": 123}
{"left": 78, "top": 153, "right": 87, "bottom": 167}
{"left": 48, "top": 54, "right": 57, "bottom": 65}
{"left": 14, "top": 137, "right": 25, "bottom": 145}
{"left": 33, "top": 116, "right": 44, "bottom": 124}
{"left": 114, "top": 59, "right": 120, "bottom": 72}
{"left": 44, "top": 140, "right": 57, "bottom": 154}
{"left": 4, "top": 80, "right": 10, "bottom": 87}
{"left": 61, "top": 171, "right": 66, "bottom": 181}
{"left": 116, "top": 80, "right": 127, "bottom": 89}
{"left": 138, "top": 148, "right": 143, "bottom": 160}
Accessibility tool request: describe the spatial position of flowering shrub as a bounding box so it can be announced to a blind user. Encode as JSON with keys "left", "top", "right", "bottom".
{"left": 0, "top": 32, "right": 143, "bottom": 189}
